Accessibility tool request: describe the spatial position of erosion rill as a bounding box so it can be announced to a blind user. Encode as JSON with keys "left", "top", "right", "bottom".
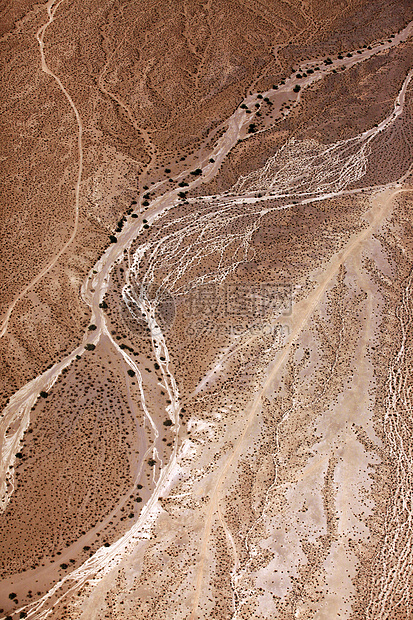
{"left": 1, "top": 3, "right": 413, "bottom": 619}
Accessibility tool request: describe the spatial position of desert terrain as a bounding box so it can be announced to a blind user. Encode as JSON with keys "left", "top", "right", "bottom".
{"left": 1, "top": 0, "right": 413, "bottom": 618}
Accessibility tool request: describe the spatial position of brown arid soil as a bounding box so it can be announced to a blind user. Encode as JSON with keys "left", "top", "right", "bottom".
{"left": 1, "top": 0, "right": 413, "bottom": 407}
{"left": 1, "top": 1, "right": 413, "bottom": 619}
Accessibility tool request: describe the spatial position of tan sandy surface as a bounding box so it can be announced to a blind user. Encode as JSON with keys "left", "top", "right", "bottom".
{"left": 1, "top": 2, "right": 413, "bottom": 619}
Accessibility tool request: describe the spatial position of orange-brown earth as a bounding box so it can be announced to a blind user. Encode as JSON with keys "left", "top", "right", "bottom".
{"left": 1, "top": 2, "right": 413, "bottom": 619}
{"left": 1, "top": 0, "right": 412, "bottom": 407}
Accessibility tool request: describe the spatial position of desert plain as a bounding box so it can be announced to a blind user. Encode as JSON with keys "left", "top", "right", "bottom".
{"left": 1, "top": 1, "right": 413, "bottom": 618}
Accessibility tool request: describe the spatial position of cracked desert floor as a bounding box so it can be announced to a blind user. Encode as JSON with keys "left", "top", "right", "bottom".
{"left": 1, "top": 1, "right": 413, "bottom": 619}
